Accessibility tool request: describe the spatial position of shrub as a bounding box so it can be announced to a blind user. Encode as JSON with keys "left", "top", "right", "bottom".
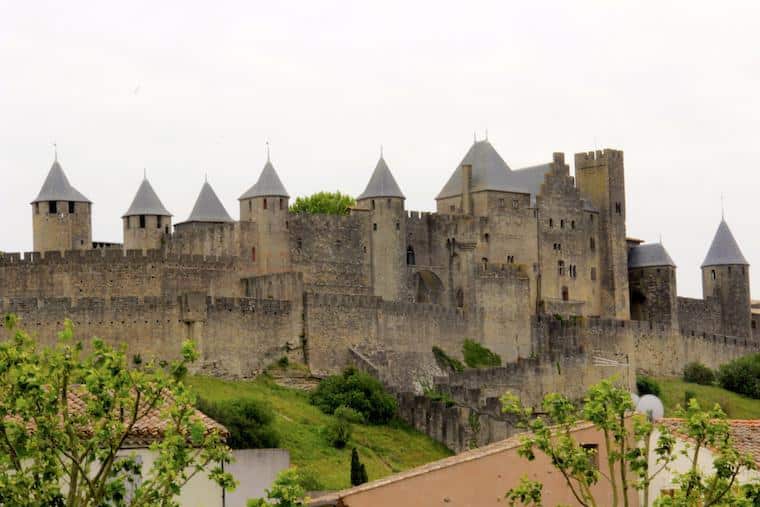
{"left": 718, "top": 354, "right": 760, "bottom": 398}
{"left": 462, "top": 339, "right": 502, "bottom": 368}
{"left": 350, "top": 448, "right": 369, "bottom": 486}
{"left": 277, "top": 356, "right": 290, "bottom": 368}
{"left": 683, "top": 362, "right": 715, "bottom": 385}
{"left": 334, "top": 405, "right": 365, "bottom": 424}
{"left": 684, "top": 390, "right": 696, "bottom": 406}
{"left": 636, "top": 375, "right": 661, "bottom": 396}
{"left": 310, "top": 367, "right": 397, "bottom": 424}
{"left": 196, "top": 397, "right": 279, "bottom": 449}
{"left": 297, "top": 468, "right": 324, "bottom": 492}
{"left": 324, "top": 416, "right": 352, "bottom": 449}
{"left": 432, "top": 346, "right": 464, "bottom": 373}
{"left": 423, "top": 387, "right": 455, "bottom": 407}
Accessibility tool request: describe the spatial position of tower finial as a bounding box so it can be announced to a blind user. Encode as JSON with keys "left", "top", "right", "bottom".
{"left": 720, "top": 193, "right": 725, "bottom": 221}
{"left": 266, "top": 140, "right": 270, "bottom": 162}
{"left": 53, "top": 143, "right": 58, "bottom": 162}
{"left": 380, "top": 144, "right": 383, "bottom": 158}
{"left": 485, "top": 128, "right": 488, "bottom": 141}
{"left": 144, "top": 167, "right": 147, "bottom": 180}
{"left": 205, "top": 172, "right": 208, "bottom": 183}
{"left": 473, "top": 131, "right": 476, "bottom": 144}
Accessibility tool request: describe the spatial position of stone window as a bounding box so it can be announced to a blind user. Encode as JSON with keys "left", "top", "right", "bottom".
{"left": 560, "top": 219, "right": 565, "bottom": 229}
{"left": 562, "top": 286, "right": 569, "bottom": 301}
{"left": 249, "top": 200, "right": 252, "bottom": 212}
{"left": 484, "top": 233, "right": 490, "bottom": 243}
{"left": 753, "top": 320, "right": 757, "bottom": 330}
{"left": 558, "top": 260, "right": 565, "bottom": 276}
{"left": 165, "top": 226, "right": 169, "bottom": 234}
{"left": 296, "top": 238, "right": 303, "bottom": 249}
{"left": 591, "top": 267, "right": 597, "bottom": 281}
{"left": 157, "top": 216, "right": 162, "bottom": 229}
{"left": 279, "top": 198, "right": 284, "bottom": 210}
{"left": 512, "top": 199, "right": 519, "bottom": 209}
{"left": 373, "top": 223, "right": 377, "bottom": 231}
{"left": 68, "top": 201, "right": 75, "bottom": 214}
{"left": 590, "top": 237, "right": 596, "bottom": 252}
{"left": 571, "top": 220, "right": 575, "bottom": 229}
{"left": 498, "top": 198, "right": 505, "bottom": 208}
{"left": 615, "top": 202, "right": 621, "bottom": 214}
{"left": 589, "top": 214, "right": 594, "bottom": 223}
{"left": 406, "top": 246, "right": 416, "bottom": 265}
{"left": 49, "top": 201, "right": 57, "bottom": 214}
{"left": 549, "top": 218, "right": 553, "bottom": 228}
{"left": 139, "top": 215, "right": 146, "bottom": 229}
{"left": 371, "top": 200, "right": 376, "bottom": 210}
{"left": 396, "top": 222, "right": 400, "bottom": 231}
{"left": 553, "top": 243, "right": 561, "bottom": 251}
{"left": 387, "top": 198, "right": 391, "bottom": 208}
{"left": 507, "top": 255, "right": 514, "bottom": 264}
{"left": 35, "top": 203, "right": 39, "bottom": 215}
{"left": 251, "top": 247, "right": 256, "bottom": 262}
{"left": 285, "top": 220, "right": 289, "bottom": 229}
{"left": 450, "top": 205, "right": 456, "bottom": 212}
{"left": 263, "top": 199, "right": 268, "bottom": 210}
{"left": 728, "top": 266, "right": 732, "bottom": 274}
{"left": 482, "top": 257, "right": 488, "bottom": 270}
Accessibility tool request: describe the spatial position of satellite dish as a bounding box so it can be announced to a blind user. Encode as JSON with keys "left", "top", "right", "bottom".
{"left": 630, "top": 393, "right": 640, "bottom": 407}
{"left": 636, "top": 394, "right": 664, "bottom": 421}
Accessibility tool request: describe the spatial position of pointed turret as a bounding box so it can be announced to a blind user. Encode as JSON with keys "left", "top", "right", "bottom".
{"left": 357, "top": 156, "right": 405, "bottom": 201}
{"left": 122, "top": 177, "right": 173, "bottom": 250}
{"left": 701, "top": 218, "right": 751, "bottom": 338}
{"left": 436, "top": 140, "right": 511, "bottom": 201}
{"left": 180, "top": 181, "right": 233, "bottom": 224}
{"left": 31, "top": 157, "right": 92, "bottom": 252}
{"left": 702, "top": 219, "right": 748, "bottom": 267}
{"left": 239, "top": 157, "right": 290, "bottom": 222}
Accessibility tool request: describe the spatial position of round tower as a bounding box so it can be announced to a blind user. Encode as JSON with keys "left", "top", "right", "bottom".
{"left": 122, "top": 176, "right": 172, "bottom": 251}
{"left": 238, "top": 155, "right": 290, "bottom": 272}
{"left": 628, "top": 241, "right": 678, "bottom": 328}
{"left": 31, "top": 156, "right": 92, "bottom": 253}
{"left": 701, "top": 218, "right": 751, "bottom": 338}
{"left": 356, "top": 155, "right": 406, "bottom": 301}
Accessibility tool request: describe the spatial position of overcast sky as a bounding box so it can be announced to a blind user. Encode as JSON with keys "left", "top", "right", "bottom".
{"left": 1, "top": 1, "right": 759, "bottom": 298}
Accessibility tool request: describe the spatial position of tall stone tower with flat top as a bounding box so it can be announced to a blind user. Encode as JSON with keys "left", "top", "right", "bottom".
{"left": 31, "top": 157, "right": 92, "bottom": 253}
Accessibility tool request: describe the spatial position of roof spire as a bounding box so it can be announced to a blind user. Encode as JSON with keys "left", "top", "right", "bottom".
{"left": 485, "top": 128, "right": 488, "bottom": 141}
{"left": 721, "top": 193, "right": 725, "bottom": 220}
{"left": 53, "top": 143, "right": 58, "bottom": 162}
{"left": 380, "top": 144, "right": 383, "bottom": 158}
{"left": 473, "top": 131, "right": 476, "bottom": 144}
{"left": 143, "top": 167, "right": 147, "bottom": 180}
{"left": 205, "top": 172, "right": 208, "bottom": 183}
{"left": 266, "top": 140, "right": 270, "bottom": 162}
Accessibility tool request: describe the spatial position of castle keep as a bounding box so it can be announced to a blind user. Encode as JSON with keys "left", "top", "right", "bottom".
{"left": 3, "top": 140, "right": 758, "bottom": 437}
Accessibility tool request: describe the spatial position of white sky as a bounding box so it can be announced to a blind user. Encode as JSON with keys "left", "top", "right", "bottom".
{"left": 1, "top": 0, "right": 759, "bottom": 298}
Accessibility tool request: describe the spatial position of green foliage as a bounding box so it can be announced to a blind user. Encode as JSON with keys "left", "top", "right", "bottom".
{"left": 350, "top": 448, "right": 369, "bottom": 486}
{"left": 324, "top": 405, "right": 364, "bottom": 448}
{"left": 247, "top": 467, "right": 309, "bottom": 507}
{"left": 310, "top": 367, "right": 397, "bottom": 424}
{"left": 506, "top": 476, "right": 543, "bottom": 506}
{"left": 683, "top": 389, "right": 696, "bottom": 406}
{"left": 502, "top": 378, "right": 757, "bottom": 507}
{"left": 462, "top": 339, "right": 502, "bottom": 368}
{"left": 196, "top": 397, "right": 279, "bottom": 449}
{"left": 334, "top": 405, "right": 365, "bottom": 423}
{"left": 718, "top": 353, "right": 760, "bottom": 398}
{"left": 278, "top": 356, "right": 290, "bottom": 368}
{"left": 655, "top": 376, "right": 760, "bottom": 419}
{"left": 682, "top": 361, "right": 715, "bottom": 385}
{"left": 423, "top": 387, "right": 455, "bottom": 407}
{"left": 0, "top": 316, "right": 235, "bottom": 507}
{"left": 636, "top": 375, "right": 661, "bottom": 396}
{"left": 289, "top": 191, "right": 356, "bottom": 215}
{"left": 432, "top": 346, "right": 464, "bottom": 373}
{"left": 185, "top": 375, "right": 451, "bottom": 491}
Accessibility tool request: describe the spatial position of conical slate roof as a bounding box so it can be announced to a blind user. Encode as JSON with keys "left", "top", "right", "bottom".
{"left": 31, "top": 159, "right": 91, "bottom": 203}
{"left": 123, "top": 178, "right": 172, "bottom": 218}
{"left": 436, "top": 140, "right": 513, "bottom": 200}
{"left": 239, "top": 160, "right": 289, "bottom": 200}
{"left": 357, "top": 156, "right": 405, "bottom": 200}
{"left": 702, "top": 219, "right": 748, "bottom": 267}
{"left": 628, "top": 242, "right": 676, "bottom": 268}
{"left": 181, "top": 182, "right": 233, "bottom": 224}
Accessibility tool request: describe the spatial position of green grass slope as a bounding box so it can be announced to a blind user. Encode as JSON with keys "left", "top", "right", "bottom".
{"left": 656, "top": 377, "right": 760, "bottom": 419}
{"left": 186, "top": 375, "right": 452, "bottom": 490}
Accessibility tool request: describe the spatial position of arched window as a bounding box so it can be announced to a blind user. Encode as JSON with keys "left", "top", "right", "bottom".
{"left": 263, "top": 199, "right": 268, "bottom": 210}
{"left": 371, "top": 200, "right": 376, "bottom": 210}
{"left": 711, "top": 270, "right": 716, "bottom": 280}
{"left": 139, "top": 215, "right": 146, "bottom": 229}
{"left": 406, "top": 246, "right": 416, "bottom": 265}
{"left": 590, "top": 237, "right": 596, "bottom": 251}
{"left": 558, "top": 260, "right": 565, "bottom": 276}
{"left": 562, "top": 286, "right": 569, "bottom": 301}
{"left": 482, "top": 257, "right": 489, "bottom": 270}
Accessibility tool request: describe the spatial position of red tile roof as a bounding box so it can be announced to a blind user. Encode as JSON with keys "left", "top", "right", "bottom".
{"left": 659, "top": 418, "right": 760, "bottom": 464}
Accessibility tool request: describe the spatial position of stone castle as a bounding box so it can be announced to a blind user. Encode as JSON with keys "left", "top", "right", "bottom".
{"left": 2, "top": 140, "right": 758, "bottom": 446}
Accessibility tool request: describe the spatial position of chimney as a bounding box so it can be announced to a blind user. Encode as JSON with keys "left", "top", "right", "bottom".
{"left": 461, "top": 164, "right": 472, "bottom": 215}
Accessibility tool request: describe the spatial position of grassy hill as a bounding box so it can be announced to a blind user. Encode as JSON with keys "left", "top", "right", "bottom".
{"left": 186, "top": 375, "right": 452, "bottom": 491}
{"left": 656, "top": 376, "right": 760, "bottom": 419}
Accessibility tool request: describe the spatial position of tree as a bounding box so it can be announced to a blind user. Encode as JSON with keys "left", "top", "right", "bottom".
{"left": 501, "top": 378, "right": 756, "bottom": 507}
{"left": 195, "top": 397, "right": 279, "bottom": 449}
{"left": 248, "top": 467, "right": 309, "bottom": 507}
{"left": 350, "top": 448, "right": 368, "bottom": 486}
{"left": 0, "top": 315, "right": 235, "bottom": 507}
{"left": 289, "top": 191, "right": 355, "bottom": 215}
{"left": 310, "top": 367, "right": 397, "bottom": 424}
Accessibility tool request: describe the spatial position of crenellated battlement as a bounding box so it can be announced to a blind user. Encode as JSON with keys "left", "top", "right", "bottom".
{"left": 0, "top": 248, "right": 236, "bottom": 267}
{"left": 574, "top": 148, "right": 624, "bottom": 166}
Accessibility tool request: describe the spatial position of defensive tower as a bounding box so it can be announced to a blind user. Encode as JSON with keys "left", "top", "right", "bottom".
{"left": 628, "top": 241, "right": 678, "bottom": 328}
{"left": 31, "top": 157, "right": 92, "bottom": 253}
{"left": 122, "top": 176, "right": 172, "bottom": 251}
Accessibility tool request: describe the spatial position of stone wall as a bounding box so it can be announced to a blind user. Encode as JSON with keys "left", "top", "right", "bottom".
{"left": 677, "top": 296, "right": 722, "bottom": 336}
{"left": 0, "top": 294, "right": 297, "bottom": 378}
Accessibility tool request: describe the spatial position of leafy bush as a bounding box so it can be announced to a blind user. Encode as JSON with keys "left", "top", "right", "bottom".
{"left": 718, "top": 354, "right": 760, "bottom": 398}
{"left": 423, "top": 387, "right": 455, "bottom": 407}
{"left": 324, "top": 417, "right": 352, "bottom": 448}
{"left": 462, "top": 339, "right": 502, "bottom": 368}
{"left": 290, "top": 191, "right": 356, "bottom": 215}
{"left": 683, "top": 362, "right": 715, "bottom": 385}
{"left": 636, "top": 375, "right": 661, "bottom": 396}
{"left": 310, "top": 368, "right": 397, "bottom": 424}
{"left": 196, "top": 397, "right": 279, "bottom": 449}
{"left": 432, "top": 346, "right": 464, "bottom": 373}
{"left": 334, "top": 405, "right": 365, "bottom": 424}
{"left": 684, "top": 390, "right": 696, "bottom": 406}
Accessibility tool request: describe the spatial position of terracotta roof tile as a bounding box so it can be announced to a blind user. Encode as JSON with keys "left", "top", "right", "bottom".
{"left": 659, "top": 418, "right": 760, "bottom": 465}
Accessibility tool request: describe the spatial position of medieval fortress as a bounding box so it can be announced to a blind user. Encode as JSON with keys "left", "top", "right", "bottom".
{"left": 1, "top": 140, "right": 757, "bottom": 446}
